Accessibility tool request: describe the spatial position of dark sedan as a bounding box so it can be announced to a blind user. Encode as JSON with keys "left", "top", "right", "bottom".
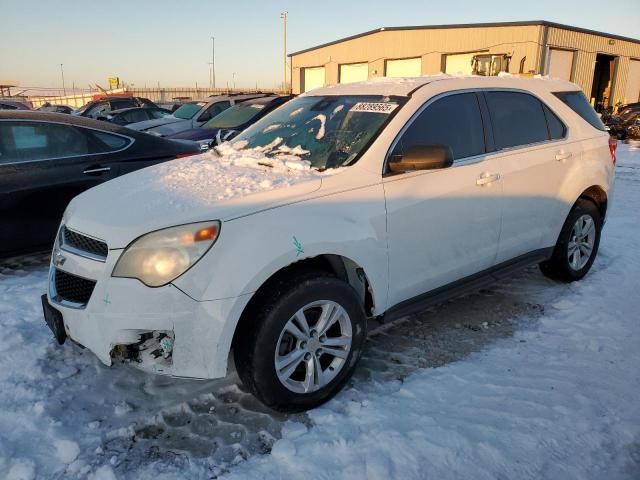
{"left": 168, "top": 95, "right": 293, "bottom": 150}
{"left": 73, "top": 96, "right": 157, "bottom": 119}
{"left": 0, "top": 111, "right": 200, "bottom": 257}
{"left": 97, "top": 107, "right": 172, "bottom": 126}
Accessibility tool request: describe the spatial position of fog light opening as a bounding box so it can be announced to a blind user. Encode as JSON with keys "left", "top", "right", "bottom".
{"left": 110, "top": 330, "right": 175, "bottom": 372}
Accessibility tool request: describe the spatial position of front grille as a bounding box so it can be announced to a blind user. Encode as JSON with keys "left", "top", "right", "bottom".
{"left": 54, "top": 269, "right": 96, "bottom": 306}
{"left": 62, "top": 227, "right": 108, "bottom": 260}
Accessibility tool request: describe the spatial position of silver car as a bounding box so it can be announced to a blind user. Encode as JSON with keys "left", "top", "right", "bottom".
{"left": 127, "top": 94, "right": 266, "bottom": 137}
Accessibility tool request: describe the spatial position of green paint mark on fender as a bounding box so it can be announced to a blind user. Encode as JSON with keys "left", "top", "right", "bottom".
{"left": 293, "top": 236, "right": 304, "bottom": 256}
{"left": 103, "top": 294, "right": 112, "bottom": 305}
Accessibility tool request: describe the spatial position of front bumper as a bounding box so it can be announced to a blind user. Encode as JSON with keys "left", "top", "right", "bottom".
{"left": 45, "top": 244, "right": 246, "bottom": 379}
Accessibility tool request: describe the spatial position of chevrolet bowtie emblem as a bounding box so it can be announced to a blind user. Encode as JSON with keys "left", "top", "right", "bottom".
{"left": 53, "top": 251, "right": 66, "bottom": 267}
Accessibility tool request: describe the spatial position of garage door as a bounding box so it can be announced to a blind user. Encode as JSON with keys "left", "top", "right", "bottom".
{"left": 339, "top": 63, "right": 368, "bottom": 84}
{"left": 302, "top": 67, "right": 325, "bottom": 93}
{"left": 548, "top": 49, "right": 574, "bottom": 81}
{"left": 625, "top": 60, "right": 640, "bottom": 103}
{"left": 385, "top": 58, "right": 422, "bottom": 77}
{"left": 444, "top": 52, "right": 478, "bottom": 75}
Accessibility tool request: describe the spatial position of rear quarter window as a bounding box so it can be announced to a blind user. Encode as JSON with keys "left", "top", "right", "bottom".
{"left": 553, "top": 91, "right": 606, "bottom": 132}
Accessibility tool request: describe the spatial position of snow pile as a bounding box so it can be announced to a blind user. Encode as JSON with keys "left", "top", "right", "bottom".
{"left": 155, "top": 139, "right": 329, "bottom": 206}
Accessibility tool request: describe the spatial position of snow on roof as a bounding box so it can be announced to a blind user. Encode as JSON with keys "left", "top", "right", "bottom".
{"left": 302, "top": 74, "right": 581, "bottom": 97}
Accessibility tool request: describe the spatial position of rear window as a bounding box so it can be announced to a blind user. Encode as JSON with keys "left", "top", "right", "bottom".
{"left": 553, "top": 91, "right": 605, "bottom": 131}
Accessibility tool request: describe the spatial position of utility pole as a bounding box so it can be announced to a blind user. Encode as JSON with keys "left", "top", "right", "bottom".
{"left": 280, "top": 11, "right": 288, "bottom": 94}
{"left": 60, "top": 63, "right": 66, "bottom": 96}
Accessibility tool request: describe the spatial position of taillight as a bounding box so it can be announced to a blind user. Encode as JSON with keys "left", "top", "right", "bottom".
{"left": 175, "top": 152, "right": 199, "bottom": 159}
{"left": 608, "top": 136, "right": 617, "bottom": 164}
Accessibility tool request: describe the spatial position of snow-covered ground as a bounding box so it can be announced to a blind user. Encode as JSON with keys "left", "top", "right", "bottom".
{"left": 0, "top": 145, "right": 638, "bottom": 480}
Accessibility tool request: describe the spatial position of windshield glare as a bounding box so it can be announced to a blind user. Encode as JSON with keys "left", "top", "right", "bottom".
{"left": 230, "top": 95, "right": 404, "bottom": 169}
{"left": 205, "top": 102, "right": 266, "bottom": 129}
{"left": 173, "top": 102, "right": 206, "bottom": 120}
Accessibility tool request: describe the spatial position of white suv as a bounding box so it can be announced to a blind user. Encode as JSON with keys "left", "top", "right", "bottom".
{"left": 42, "top": 76, "right": 616, "bottom": 411}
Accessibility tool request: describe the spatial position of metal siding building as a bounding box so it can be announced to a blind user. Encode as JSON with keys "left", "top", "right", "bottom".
{"left": 289, "top": 21, "right": 640, "bottom": 108}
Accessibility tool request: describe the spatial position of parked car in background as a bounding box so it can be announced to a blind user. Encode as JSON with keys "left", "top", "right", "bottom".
{"left": 127, "top": 94, "right": 266, "bottom": 137}
{"left": 0, "top": 100, "right": 31, "bottom": 110}
{"left": 0, "top": 111, "right": 199, "bottom": 257}
{"left": 41, "top": 76, "right": 615, "bottom": 411}
{"left": 38, "top": 104, "right": 74, "bottom": 114}
{"left": 169, "top": 95, "right": 293, "bottom": 151}
{"left": 156, "top": 101, "right": 188, "bottom": 112}
{"left": 97, "top": 107, "right": 172, "bottom": 126}
{"left": 73, "top": 96, "right": 157, "bottom": 119}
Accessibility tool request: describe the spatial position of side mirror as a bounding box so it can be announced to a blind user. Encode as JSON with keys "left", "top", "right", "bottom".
{"left": 197, "top": 112, "right": 212, "bottom": 122}
{"left": 388, "top": 144, "right": 454, "bottom": 173}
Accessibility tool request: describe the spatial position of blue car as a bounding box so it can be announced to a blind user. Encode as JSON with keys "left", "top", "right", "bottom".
{"left": 168, "top": 95, "right": 294, "bottom": 151}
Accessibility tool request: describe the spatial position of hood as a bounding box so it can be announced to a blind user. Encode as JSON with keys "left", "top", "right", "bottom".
{"left": 169, "top": 128, "right": 219, "bottom": 142}
{"left": 127, "top": 115, "right": 182, "bottom": 131}
{"left": 65, "top": 146, "right": 326, "bottom": 248}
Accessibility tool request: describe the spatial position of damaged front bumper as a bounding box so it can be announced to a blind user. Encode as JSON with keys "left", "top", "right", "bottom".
{"left": 44, "top": 244, "right": 245, "bottom": 379}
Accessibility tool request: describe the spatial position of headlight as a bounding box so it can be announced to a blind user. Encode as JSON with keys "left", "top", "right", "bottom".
{"left": 112, "top": 221, "right": 220, "bottom": 287}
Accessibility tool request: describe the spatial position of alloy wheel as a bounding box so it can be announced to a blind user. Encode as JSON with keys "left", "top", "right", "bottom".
{"left": 568, "top": 214, "right": 596, "bottom": 271}
{"left": 274, "top": 300, "right": 353, "bottom": 394}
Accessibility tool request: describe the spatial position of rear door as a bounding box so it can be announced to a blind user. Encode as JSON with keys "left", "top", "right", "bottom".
{"left": 483, "top": 90, "right": 575, "bottom": 263}
{"left": 383, "top": 92, "right": 503, "bottom": 307}
{"left": 0, "top": 120, "right": 128, "bottom": 255}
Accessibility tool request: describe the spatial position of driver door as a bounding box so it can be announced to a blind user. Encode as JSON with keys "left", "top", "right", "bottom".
{"left": 383, "top": 92, "right": 503, "bottom": 307}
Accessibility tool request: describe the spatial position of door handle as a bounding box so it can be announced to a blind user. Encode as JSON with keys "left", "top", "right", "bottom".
{"left": 83, "top": 166, "right": 111, "bottom": 175}
{"left": 555, "top": 151, "right": 573, "bottom": 162}
{"left": 476, "top": 172, "right": 501, "bottom": 186}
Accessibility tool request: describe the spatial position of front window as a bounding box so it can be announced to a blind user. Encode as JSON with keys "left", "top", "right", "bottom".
{"left": 204, "top": 102, "right": 266, "bottom": 129}
{"left": 229, "top": 95, "right": 404, "bottom": 169}
{"left": 173, "top": 102, "right": 206, "bottom": 120}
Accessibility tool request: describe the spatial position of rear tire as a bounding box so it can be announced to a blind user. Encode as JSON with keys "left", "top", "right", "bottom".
{"left": 234, "top": 272, "right": 367, "bottom": 412}
{"left": 540, "top": 198, "right": 602, "bottom": 282}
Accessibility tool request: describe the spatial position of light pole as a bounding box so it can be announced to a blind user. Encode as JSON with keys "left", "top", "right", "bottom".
{"left": 280, "top": 11, "right": 288, "bottom": 94}
{"left": 211, "top": 36, "right": 216, "bottom": 89}
{"left": 60, "top": 63, "right": 66, "bottom": 96}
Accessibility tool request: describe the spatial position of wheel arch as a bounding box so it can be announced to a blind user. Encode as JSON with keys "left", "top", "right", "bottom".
{"left": 230, "top": 254, "right": 376, "bottom": 354}
{"left": 578, "top": 185, "right": 608, "bottom": 221}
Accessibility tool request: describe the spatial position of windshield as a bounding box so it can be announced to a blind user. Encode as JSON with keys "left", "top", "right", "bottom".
{"left": 173, "top": 102, "right": 206, "bottom": 120}
{"left": 230, "top": 95, "right": 404, "bottom": 169}
{"left": 204, "top": 102, "right": 267, "bottom": 129}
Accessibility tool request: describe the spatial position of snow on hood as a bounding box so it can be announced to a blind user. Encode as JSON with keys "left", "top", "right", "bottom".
{"left": 65, "top": 140, "right": 332, "bottom": 247}
{"left": 155, "top": 139, "right": 330, "bottom": 205}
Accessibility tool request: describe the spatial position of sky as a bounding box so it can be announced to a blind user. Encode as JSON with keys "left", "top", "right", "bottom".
{"left": 1, "top": 0, "right": 639, "bottom": 92}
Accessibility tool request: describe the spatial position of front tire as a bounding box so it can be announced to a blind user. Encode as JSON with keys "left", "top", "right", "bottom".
{"left": 234, "top": 273, "right": 367, "bottom": 412}
{"left": 540, "top": 198, "right": 602, "bottom": 282}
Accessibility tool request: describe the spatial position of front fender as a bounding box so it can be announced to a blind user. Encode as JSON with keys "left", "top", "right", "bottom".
{"left": 174, "top": 183, "right": 389, "bottom": 314}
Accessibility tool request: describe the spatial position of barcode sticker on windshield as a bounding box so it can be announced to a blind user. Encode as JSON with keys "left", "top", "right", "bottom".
{"left": 349, "top": 102, "right": 398, "bottom": 114}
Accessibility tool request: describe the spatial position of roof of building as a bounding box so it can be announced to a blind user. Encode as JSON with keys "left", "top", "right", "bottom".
{"left": 299, "top": 73, "right": 581, "bottom": 97}
{"left": 289, "top": 20, "right": 640, "bottom": 57}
